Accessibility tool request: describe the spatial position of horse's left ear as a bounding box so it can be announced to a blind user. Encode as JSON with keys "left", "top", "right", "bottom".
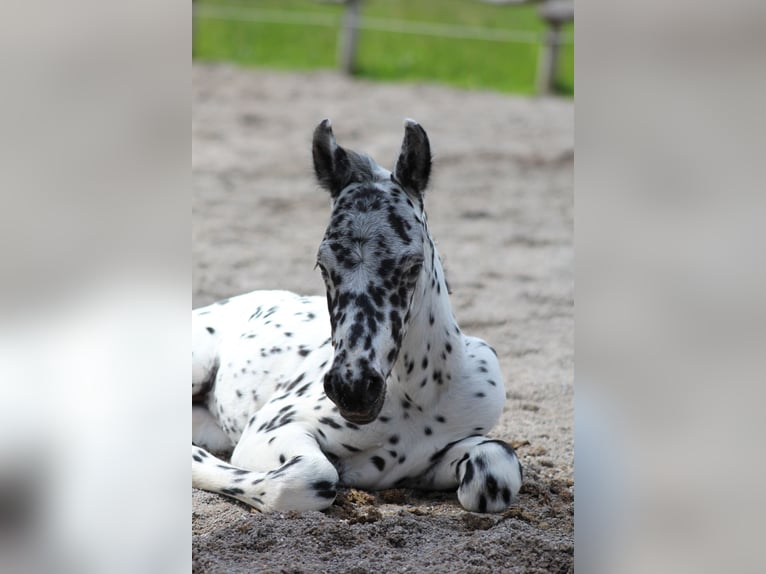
{"left": 393, "top": 119, "right": 432, "bottom": 197}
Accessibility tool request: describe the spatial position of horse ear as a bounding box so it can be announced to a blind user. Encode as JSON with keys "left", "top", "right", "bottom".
{"left": 312, "top": 118, "right": 350, "bottom": 197}
{"left": 394, "top": 119, "right": 431, "bottom": 197}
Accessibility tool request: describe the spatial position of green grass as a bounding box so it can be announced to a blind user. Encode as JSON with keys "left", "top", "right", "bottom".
{"left": 193, "top": 0, "right": 573, "bottom": 96}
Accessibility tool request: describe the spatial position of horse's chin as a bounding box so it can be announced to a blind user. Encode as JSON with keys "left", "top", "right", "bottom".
{"left": 338, "top": 393, "right": 385, "bottom": 425}
{"left": 339, "top": 411, "right": 377, "bottom": 425}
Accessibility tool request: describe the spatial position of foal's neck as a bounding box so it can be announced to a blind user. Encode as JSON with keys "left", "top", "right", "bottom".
{"left": 392, "top": 226, "right": 464, "bottom": 401}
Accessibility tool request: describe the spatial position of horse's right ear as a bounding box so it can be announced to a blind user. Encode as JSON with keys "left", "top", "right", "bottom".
{"left": 312, "top": 118, "right": 350, "bottom": 197}
{"left": 393, "top": 119, "right": 431, "bottom": 198}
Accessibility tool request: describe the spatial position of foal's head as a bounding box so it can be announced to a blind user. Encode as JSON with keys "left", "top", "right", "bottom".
{"left": 312, "top": 118, "right": 432, "bottom": 424}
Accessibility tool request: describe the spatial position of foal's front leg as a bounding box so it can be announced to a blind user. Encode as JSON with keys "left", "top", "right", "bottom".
{"left": 193, "top": 423, "right": 339, "bottom": 512}
{"left": 419, "top": 436, "right": 523, "bottom": 513}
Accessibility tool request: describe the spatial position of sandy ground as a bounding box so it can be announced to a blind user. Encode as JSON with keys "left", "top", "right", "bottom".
{"left": 192, "top": 64, "right": 573, "bottom": 573}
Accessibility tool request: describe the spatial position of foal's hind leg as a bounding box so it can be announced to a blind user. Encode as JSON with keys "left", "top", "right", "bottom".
{"left": 417, "top": 436, "right": 523, "bottom": 513}
{"left": 192, "top": 406, "right": 233, "bottom": 453}
{"left": 192, "top": 318, "right": 220, "bottom": 397}
{"left": 192, "top": 423, "right": 338, "bottom": 512}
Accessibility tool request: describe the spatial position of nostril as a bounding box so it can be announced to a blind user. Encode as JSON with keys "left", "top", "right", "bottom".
{"left": 367, "top": 372, "right": 385, "bottom": 396}
{"left": 323, "top": 371, "right": 338, "bottom": 399}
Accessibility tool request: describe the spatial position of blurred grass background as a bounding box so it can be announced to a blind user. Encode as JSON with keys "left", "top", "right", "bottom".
{"left": 193, "top": 0, "right": 573, "bottom": 96}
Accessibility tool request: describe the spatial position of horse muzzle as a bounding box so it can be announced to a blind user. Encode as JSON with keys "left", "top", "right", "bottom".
{"left": 323, "top": 366, "right": 386, "bottom": 425}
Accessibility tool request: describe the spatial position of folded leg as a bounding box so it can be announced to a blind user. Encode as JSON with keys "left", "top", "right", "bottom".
{"left": 415, "top": 435, "right": 523, "bottom": 513}
{"left": 192, "top": 423, "right": 338, "bottom": 512}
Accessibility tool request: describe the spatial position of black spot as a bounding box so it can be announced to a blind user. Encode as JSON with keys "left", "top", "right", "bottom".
{"left": 286, "top": 372, "right": 306, "bottom": 391}
{"left": 192, "top": 455, "right": 203, "bottom": 463}
{"left": 262, "top": 306, "right": 278, "bottom": 319}
{"left": 387, "top": 210, "right": 411, "bottom": 244}
{"left": 478, "top": 495, "right": 487, "bottom": 513}
{"left": 296, "top": 382, "right": 312, "bottom": 397}
{"left": 421, "top": 356, "right": 428, "bottom": 369}
{"left": 424, "top": 427, "right": 432, "bottom": 436}
{"left": 220, "top": 487, "right": 245, "bottom": 496}
{"left": 475, "top": 392, "right": 486, "bottom": 398}
{"left": 486, "top": 475, "right": 499, "bottom": 499}
{"left": 455, "top": 453, "right": 470, "bottom": 479}
{"left": 463, "top": 460, "right": 475, "bottom": 485}
{"left": 371, "top": 456, "right": 386, "bottom": 471}
{"left": 279, "top": 454, "right": 286, "bottom": 464}
{"left": 319, "top": 417, "right": 342, "bottom": 429}
{"left": 268, "top": 455, "right": 303, "bottom": 477}
{"left": 398, "top": 455, "right": 406, "bottom": 464}
{"left": 348, "top": 322, "right": 364, "bottom": 350}
{"left": 312, "top": 480, "right": 336, "bottom": 499}
{"left": 249, "top": 307, "right": 263, "bottom": 320}
{"left": 205, "top": 326, "right": 215, "bottom": 334}
{"left": 435, "top": 415, "right": 446, "bottom": 423}
{"left": 298, "top": 346, "right": 311, "bottom": 357}
{"left": 502, "top": 488, "right": 512, "bottom": 505}
{"left": 445, "top": 342, "right": 452, "bottom": 354}
{"left": 389, "top": 435, "right": 399, "bottom": 445}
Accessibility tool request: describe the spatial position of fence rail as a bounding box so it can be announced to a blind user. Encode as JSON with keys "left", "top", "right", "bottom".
{"left": 193, "top": 4, "right": 573, "bottom": 44}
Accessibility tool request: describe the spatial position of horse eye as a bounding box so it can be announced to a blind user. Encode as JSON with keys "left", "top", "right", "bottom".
{"left": 403, "top": 262, "right": 422, "bottom": 281}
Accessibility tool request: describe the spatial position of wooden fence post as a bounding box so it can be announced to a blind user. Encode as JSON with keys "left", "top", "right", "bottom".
{"left": 536, "top": 1, "right": 573, "bottom": 95}
{"left": 192, "top": 0, "right": 197, "bottom": 59}
{"left": 338, "top": 0, "right": 363, "bottom": 74}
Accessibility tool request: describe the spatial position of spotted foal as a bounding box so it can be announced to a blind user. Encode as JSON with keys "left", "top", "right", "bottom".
{"left": 192, "top": 119, "right": 522, "bottom": 513}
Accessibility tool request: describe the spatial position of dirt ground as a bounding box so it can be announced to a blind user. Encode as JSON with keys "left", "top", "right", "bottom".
{"left": 192, "top": 64, "right": 573, "bottom": 573}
